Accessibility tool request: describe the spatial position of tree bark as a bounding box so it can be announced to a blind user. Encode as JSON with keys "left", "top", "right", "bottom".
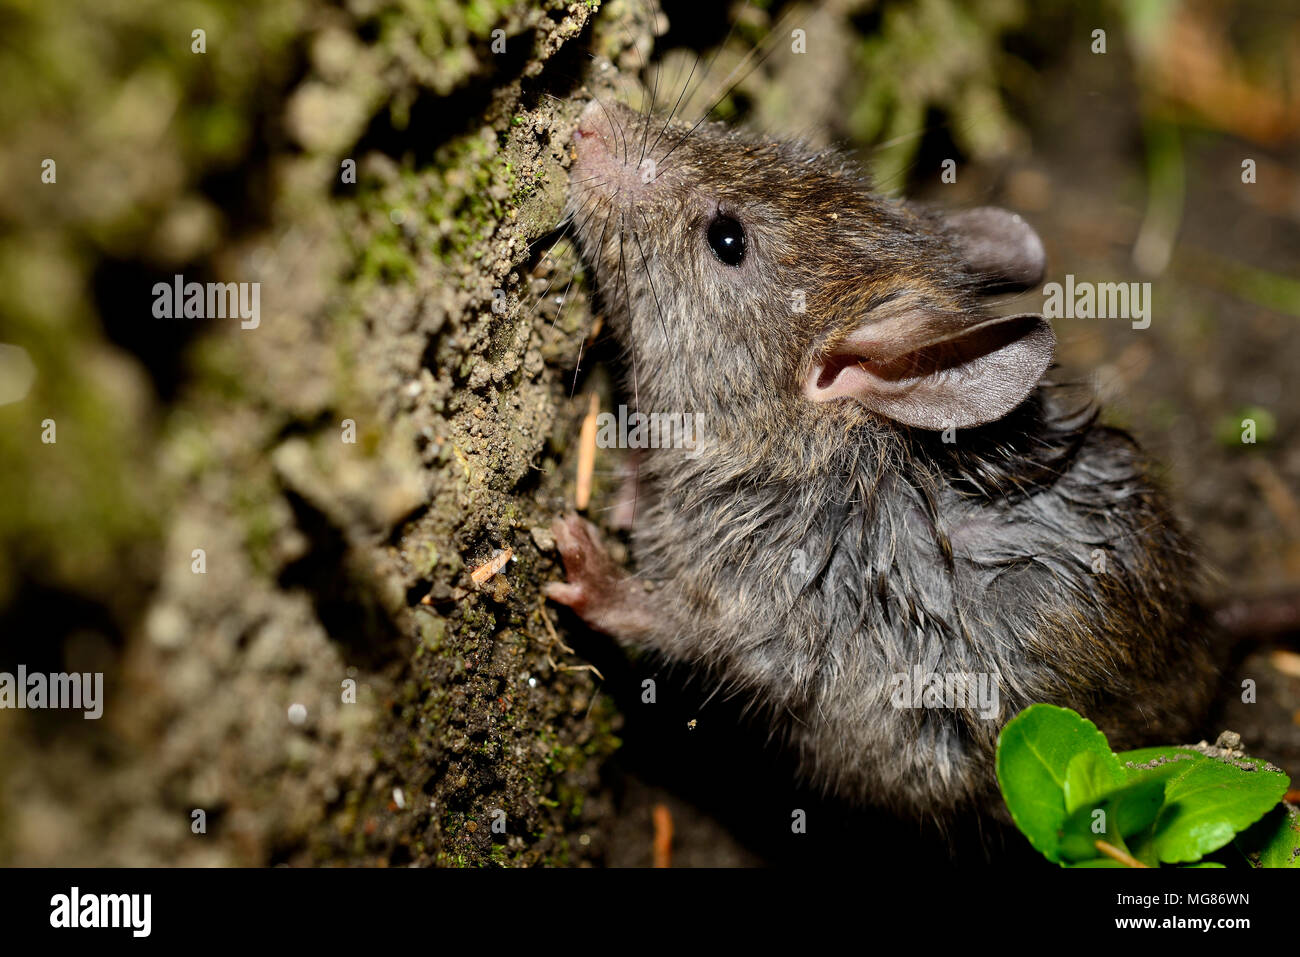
{"left": 0, "top": 0, "right": 651, "bottom": 868}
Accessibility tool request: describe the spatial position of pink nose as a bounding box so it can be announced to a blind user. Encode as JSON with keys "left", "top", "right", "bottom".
{"left": 569, "top": 100, "right": 661, "bottom": 204}
{"left": 576, "top": 98, "right": 605, "bottom": 133}
{"left": 574, "top": 99, "right": 617, "bottom": 155}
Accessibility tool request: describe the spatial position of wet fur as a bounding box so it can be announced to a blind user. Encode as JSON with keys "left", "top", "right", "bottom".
{"left": 557, "top": 102, "right": 1220, "bottom": 819}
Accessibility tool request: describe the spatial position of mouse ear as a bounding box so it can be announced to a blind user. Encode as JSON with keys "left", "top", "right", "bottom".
{"left": 943, "top": 207, "right": 1046, "bottom": 294}
{"left": 804, "top": 305, "right": 1055, "bottom": 430}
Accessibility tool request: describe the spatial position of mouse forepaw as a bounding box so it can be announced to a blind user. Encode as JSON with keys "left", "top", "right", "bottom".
{"left": 544, "top": 513, "right": 627, "bottom": 618}
{"left": 545, "top": 513, "right": 657, "bottom": 644}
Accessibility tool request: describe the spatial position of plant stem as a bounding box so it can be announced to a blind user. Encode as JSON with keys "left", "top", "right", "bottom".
{"left": 1095, "top": 840, "right": 1148, "bottom": 868}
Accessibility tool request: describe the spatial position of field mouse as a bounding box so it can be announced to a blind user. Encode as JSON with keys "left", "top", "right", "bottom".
{"left": 544, "top": 97, "right": 1221, "bottom": 820}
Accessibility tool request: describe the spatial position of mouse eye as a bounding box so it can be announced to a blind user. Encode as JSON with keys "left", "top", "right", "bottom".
{"left": 706, "top": 214, "right": 746, "bottom": 267}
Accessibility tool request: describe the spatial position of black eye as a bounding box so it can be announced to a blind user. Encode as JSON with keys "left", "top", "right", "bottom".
{"left": 706, "top": 215, "right": 746, "bottom": 267}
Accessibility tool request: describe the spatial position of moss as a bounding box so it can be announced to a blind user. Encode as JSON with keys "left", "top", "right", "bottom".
{"left": 0, "top": 0, "right": 619, "bottom": 869}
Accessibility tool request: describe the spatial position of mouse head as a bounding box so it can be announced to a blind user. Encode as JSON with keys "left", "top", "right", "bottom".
{"left": 567, "top": 99, "right": 1053, "bottom": 466}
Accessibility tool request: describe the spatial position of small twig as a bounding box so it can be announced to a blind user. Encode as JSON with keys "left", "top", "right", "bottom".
{"left": 470, "top": 547, "right": 513, "bottom": 585}
{"left": 652, "top": 803, "right": 673, "bottom": 868}
{"left": 576, "top": 392, "right": 599, "bottom": 511}
{"left": 536, "top": 600, "right": 604, "bottom": 680}
{"left": 538, "top": 597, "right": 574, "bottom": 654}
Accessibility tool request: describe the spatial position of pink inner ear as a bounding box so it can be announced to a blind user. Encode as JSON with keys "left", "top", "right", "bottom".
{"left": 803, "top": 313, "right": 1054, "bottom": 430}
{"left": 806, "top": 353, "right": 897, "bottom": 401}
{"left": 804, "top": 341, "right": 963, "bottom": 404}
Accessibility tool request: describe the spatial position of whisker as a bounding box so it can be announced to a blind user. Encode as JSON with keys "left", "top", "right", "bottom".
{"left": 547, "top": 270, "right": 578, "bottom": 333}
{"left": 616, "top": 214, "right": 642, "bottom": 528}
{"left": 570, "top": 336, "right": 587, "bottom": 398}
{"left": 522, "top": 189, "right": 602, "bottom": 294}
{"left": 525, "top": 194, "right": 607, "bottom": 326}
{"left": 575, "top": 83, "right": 629, "bottom": 166}
{"left": 572, "top": 196, "right": 620, "bottom": 396}
{"left": 632, "top": 0, "right": 662, "bottom": 168}
{"left": 645, "top": 52, "right": 698, "bottom": 160}
{"left": 616, "top": 213, "right": 640, "bottom": 415}
{"left": 655, "top": 7, "right": 797, "bottom": 177}
{"left": 545, "top": 197, "right": 611, "bottom": 330}
{"left": 633, "top": 208, "right": 670, "bottom": 342}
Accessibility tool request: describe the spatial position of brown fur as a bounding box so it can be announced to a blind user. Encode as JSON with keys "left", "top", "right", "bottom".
{"left": 546, "top": 101, "right": 1222, "bottom": 821}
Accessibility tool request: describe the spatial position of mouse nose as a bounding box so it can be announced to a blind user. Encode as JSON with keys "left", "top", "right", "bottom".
{"left": 574, "top": 99, "right": 621, "bottom": 157}
{"left": 576, "top": 98, "right": 605, "bottom": 134}
{"left": 571, "top": 101, "right": 662, "bottom": 204}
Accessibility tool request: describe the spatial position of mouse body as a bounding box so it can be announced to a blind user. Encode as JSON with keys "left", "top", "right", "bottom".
{"left": 546, "top": 99, "right": 1219, "bottom": 819}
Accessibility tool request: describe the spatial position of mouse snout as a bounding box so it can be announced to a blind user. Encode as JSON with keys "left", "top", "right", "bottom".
{"left": 574, "top": 98, "right": 638, "bottom": 152}
{"left": 571, "top": 100, "right": 664, "bottom": 205}
{"left": 574, "top": 98, "right": 614, "bottom": 143}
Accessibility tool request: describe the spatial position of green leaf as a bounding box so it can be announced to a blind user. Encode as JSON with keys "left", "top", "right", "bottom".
{"left": 1058, "top": 775, "right": 1167, "bottom": 863}
{"left": 1064, "top": 750, "right": 1127, "bottom": 814}
{"left": 997, "top": 704, "right": 1118, "bottom": 862}
{"left": 1118, "top": 746, "right": 1202, "bottom": 781}
{"left": 1120, "top": 746, "right": 1290, "bottom": 864}
{"left": 1234, "top": 803, "right": 1300, "bottom": 868}
{"left": 1068, "top": 859, "right": 1127, "bottom": 868}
